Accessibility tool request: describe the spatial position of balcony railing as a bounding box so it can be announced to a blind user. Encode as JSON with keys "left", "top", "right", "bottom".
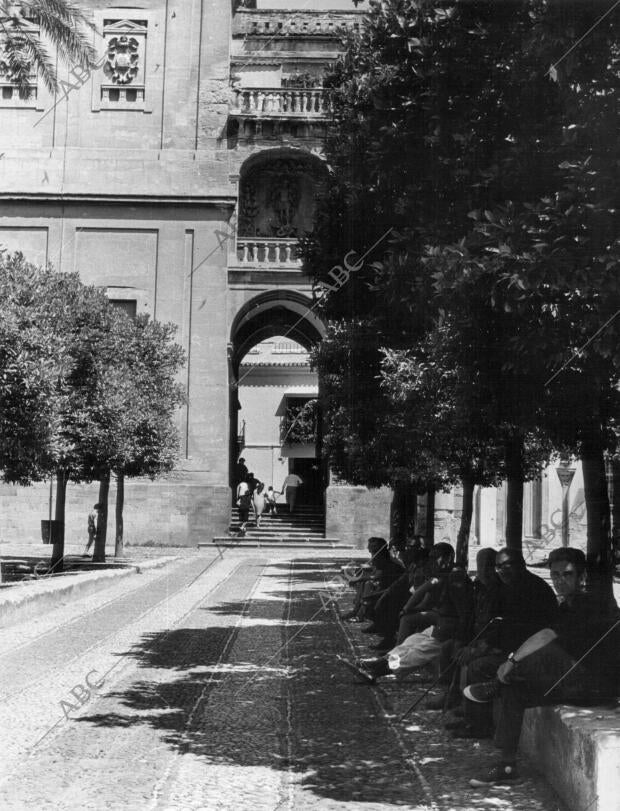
{"left": 232, "top": 88, "right": 329, "bottom": 118}
{"left": 233, "top": 10, "right": 364, "bottom": 38}
{"left": 236, "top": 238, "right": 302, "bottom": 268}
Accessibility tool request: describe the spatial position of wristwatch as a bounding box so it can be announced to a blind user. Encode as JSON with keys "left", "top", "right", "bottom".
{"left": 507, "top": 652, "right": 518, "bottom": 664}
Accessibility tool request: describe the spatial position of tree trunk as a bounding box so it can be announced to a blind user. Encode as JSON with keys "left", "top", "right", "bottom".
{"left": 50, "top": 470, "right": 67, "bottom": 573}
{"left": 93, "top": 470, "right": 110, "bottom": 563}
{"left": 456, "top": 474, "right": 475, "bottom": 569}
{"left": 390, "top": 480, "right": 412, "bottom": 551}
{"left": 425, "top": 487, "right": 435, "bottom": 548}
{"left": 505, "top": 437, "right": 524, "bottom": 552}
{"left": 609, "top": 457, "right": 620, "bottom": 566}
{"left": 115, "top": 470, "right": 124, "bottom": 558}
{"left": 582, "top": 444, "right": 612, "bottom": 566}
{"left": 581, "top": 442, "right": 615, "bottom": 610}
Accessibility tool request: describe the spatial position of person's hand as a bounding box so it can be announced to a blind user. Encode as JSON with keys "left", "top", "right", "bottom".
{"left": 497, "top": 659, "right": 515, "bottom": 684}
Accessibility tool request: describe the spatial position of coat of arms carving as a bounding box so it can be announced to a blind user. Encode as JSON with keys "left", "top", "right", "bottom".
{"left": 105, "top": 35, "right": 140, "bottom": 84}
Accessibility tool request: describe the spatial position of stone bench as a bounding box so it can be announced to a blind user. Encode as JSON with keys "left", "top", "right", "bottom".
{"left": 521, "top": 703, "right": 620, "bottom": 811}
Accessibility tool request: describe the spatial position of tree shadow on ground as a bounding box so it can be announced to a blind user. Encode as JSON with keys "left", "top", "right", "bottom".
{"left": 76, "top": 559, "right": 427, "bottom": 806}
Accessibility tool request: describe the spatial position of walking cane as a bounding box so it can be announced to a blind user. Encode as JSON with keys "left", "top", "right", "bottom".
{"left": 399, "top": 616, "right": 503, "bottom": 722}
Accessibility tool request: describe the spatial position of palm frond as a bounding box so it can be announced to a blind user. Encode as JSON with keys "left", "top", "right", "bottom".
{"left": 0, "top": 1, "right": 96, "bottom": 94}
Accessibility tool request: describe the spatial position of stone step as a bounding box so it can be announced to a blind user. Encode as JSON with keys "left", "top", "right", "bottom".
{"left": 207, "top": 537, "right": 346, "bottom": 548}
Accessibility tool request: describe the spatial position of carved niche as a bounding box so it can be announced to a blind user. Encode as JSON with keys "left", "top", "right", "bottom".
{"left": 102, "top": 19, "right": 147, "bottom": 89}
{"left": 238, "top": 159, "right": 319, "bottom": 238}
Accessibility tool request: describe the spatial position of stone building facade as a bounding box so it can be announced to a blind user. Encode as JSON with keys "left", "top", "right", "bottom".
{"left": 0, "top": 0, "right": 363, "bottom": 547}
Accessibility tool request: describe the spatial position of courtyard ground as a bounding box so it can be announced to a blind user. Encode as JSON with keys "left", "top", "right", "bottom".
{"left": 0, "top": 548, "right": 567, "bottom": 810}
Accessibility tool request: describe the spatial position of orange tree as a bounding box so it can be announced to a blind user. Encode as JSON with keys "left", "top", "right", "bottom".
{"left": 305, "top": 0, "right": 620, "bottom": 561}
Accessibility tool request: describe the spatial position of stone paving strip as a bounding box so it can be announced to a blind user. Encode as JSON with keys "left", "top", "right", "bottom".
{"left": 0, "top": 553, "right": 247, "bottom": 805}
{"left": 0, "top": 551, "right": 569, "bottom": 810}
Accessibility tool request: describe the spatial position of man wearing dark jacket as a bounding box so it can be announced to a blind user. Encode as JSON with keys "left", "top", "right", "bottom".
{"left": 452, "top": 547, "right": 559, "bottom": 738}
{"left": 466, "top": 547, "right": 620, "bottom": 786}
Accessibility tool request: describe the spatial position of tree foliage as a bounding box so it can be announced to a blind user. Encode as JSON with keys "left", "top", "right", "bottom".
{"left": 0, "top": 251, "right": 186, "bottom": 564}
{"left": 0, "top": 0, "right": 95, "bottom": 95}
{"left": 306, "top": 0, "right": 620, "bottom": 561}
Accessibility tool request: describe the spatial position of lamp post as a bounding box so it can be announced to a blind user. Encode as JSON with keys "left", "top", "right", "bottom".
{"left": 555, "top": 460, "right": 576, "bottom": 547}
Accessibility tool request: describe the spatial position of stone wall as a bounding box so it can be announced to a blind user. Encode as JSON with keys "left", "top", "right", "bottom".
{"left": 325, "top": 485, "right": 392, "bottom": 548}
{"left": 0, "top": 476, "right": 230, "bottom": 550}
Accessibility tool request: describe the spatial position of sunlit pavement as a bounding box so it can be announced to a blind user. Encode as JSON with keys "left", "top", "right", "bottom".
{"left": 0, "top": 549, "right": 566, "bottom": 810}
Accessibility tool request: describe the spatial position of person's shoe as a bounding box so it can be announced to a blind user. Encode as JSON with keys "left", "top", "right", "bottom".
{"left": 358, "top": 656, "right": 390, "bottom": 678}
{"left": 463, "top": 680, "right": 501, "bottom": 704}
{"left": 337, "top": 655, "right": 377, "bottom": 685}
{"left": 361, "top": 623, "right": 380, "bottom": 634}
{"left": 469, "top": 763, "right": 520, "bottom": 787}
{"left": 450, "top": 722, "right": 492, "bottom": 739}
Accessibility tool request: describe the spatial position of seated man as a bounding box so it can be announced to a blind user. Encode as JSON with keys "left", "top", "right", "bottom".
{"left": 342, "top": 537, "right": 403, "bottom": 621}
{"left": 465, "top": 547, "right": 620, "bottom": 786}
{"left": 366, "top": 542, "right": 445, "bottom": 651}
{"left": 344, "top": 544, "right": 474, "bottom": 683}
{"left": 453, "top": 546, "right": 559, "bottom": 739}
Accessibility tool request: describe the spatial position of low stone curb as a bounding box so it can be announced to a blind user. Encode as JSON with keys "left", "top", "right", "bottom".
{"left": 0, "top": 555, "right": 179, "bottom": 629}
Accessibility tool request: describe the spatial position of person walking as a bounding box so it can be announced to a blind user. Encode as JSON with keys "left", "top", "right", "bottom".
{"left": 236, "top": 480, "right": 251, "bottom": 536}
{"left": 253, "top": 482, "right": 267, "bottom": 528}
{"left": 83, "top": 503, "right": 101, "bottom": 556}
{"left": 281, "top": 472, "right": 303, "bottom": 514}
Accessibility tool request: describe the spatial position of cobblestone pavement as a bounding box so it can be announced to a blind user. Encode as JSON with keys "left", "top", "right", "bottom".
{"left": 0, "top": 550, "right": 567, "bottom": 810}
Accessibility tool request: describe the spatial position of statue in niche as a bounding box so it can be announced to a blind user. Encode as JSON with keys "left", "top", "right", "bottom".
{"left": 268, "top": 173, "right": 300, "bottom": 237}
{"left": 239, "top": 159, "right": 313, "bottom": 238}
{"left": 105, "top": 35, "right": 140, "bottom": 84}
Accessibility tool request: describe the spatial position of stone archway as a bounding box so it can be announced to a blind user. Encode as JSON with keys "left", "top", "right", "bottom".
{"left": 228, "top": 291, "right": 325, "bottom": 498}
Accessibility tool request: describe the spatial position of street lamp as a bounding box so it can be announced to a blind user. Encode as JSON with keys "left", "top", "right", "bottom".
{"left": 555, "top": 459, "right": 576, "bottom": 547}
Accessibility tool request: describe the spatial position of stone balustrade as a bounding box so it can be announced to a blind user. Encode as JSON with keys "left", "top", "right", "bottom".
{"left": 233, "top": 87, "right": 329, "bottom": 118}
{"left": 233, "top": 10, "right": 363, "bottom": 38}
{"left": 236, "top": 238, "right": 302, "bottom": 267}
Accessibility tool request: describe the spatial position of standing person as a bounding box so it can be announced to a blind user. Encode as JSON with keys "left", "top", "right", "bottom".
{"left": 235, "top": 457, "right": 248, "bottom": 486}
{"left": 281, "top": 471, "right": 303, "bottom": 513}
{"left": 247, "top": 471, "right": 259, "bottom": 494}
{"left": 83, "top": 504, "right": 101, "bottom": 556}
{"left": 253, "top": 482, "right": 267, "bottom": 528}
{"left": 236, "top": 480, "right": 251, "bottom": 536}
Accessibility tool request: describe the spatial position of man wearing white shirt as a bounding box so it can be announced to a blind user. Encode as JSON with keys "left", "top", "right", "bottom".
{"left": 281, "top": 473, "right": 303, "bottom": 514}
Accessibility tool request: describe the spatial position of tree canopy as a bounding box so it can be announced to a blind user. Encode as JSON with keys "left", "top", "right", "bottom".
{"left": 306, "top": 0, "right": 620, "bottom": 563}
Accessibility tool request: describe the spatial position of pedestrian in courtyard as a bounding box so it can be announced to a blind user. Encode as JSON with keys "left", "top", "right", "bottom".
{"left": 247, "top": 471, "right": 259, "bottom": 494}
{"left": 264, "top": 486, "right": 279, "bottom": 516}
{"left": 281, "top": 472, "right": 303, "bottom": 513}
{"left": 253, "top": 482, "right": 267, "bottom": 528}
{"left": 236, "top": 479, "right": 251, "bottom": 535}
{"left": 466, "top": 547, "right": 620, "bottom": 787}
{"left": 83, "top": 503, "right": 101, "bottom": 556}
{"left": 235, "top": 457, "right": 248, "bottom": 486}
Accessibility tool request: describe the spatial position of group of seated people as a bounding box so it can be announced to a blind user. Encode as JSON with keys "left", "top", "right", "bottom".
{"left": 341, "top": 536, "right": 620, "bottom": 786}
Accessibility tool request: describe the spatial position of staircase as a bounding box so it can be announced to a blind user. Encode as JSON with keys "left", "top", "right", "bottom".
{"left": 208, "top": 504, "right": 344, "bottom": 547}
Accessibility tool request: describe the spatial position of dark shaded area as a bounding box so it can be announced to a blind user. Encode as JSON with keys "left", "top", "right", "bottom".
{"left": 77, "top": 558, "right": 426, "bottom": 805}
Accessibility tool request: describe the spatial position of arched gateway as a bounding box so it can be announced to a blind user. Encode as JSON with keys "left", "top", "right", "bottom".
{"left": 0, "top": 1, "right": 366, "bottom": 548}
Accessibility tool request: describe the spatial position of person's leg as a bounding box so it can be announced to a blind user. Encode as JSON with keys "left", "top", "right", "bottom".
{"left": 396, "top": 611, "right": 437, "bottom": 644}
{"left": 460, "top": 652, "right": 505, "bottom": 737}
{"left": 289, "top": 487, "right": 297, "bottom": 513}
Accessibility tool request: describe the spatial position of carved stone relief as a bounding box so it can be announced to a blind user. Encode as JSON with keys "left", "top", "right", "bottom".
{"left": 238, "top": 159, "right": 318, "bottom": 238}
{"left": 105, "top": 35, "right": 140, "bottom": 85}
